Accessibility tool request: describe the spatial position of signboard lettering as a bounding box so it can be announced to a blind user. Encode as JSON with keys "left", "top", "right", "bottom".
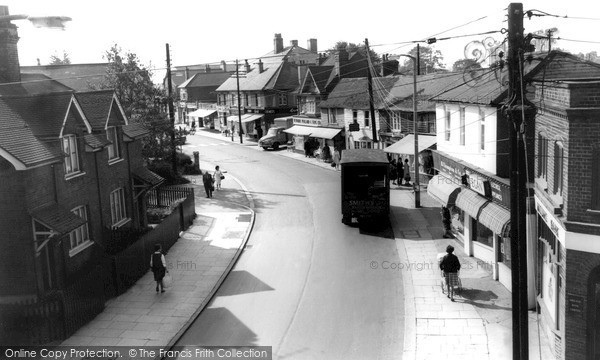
{"left": 567, "top": 294, "right": 584, "bottom": 316}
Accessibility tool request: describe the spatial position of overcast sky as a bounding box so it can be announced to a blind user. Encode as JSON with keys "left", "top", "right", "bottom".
{"left": 4, "top": 0, "right": 599, "bottom": 82}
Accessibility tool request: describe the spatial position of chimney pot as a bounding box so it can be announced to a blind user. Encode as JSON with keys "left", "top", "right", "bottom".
{"left": 290, "top": 40, "right": 298, "bottom": 47}
{"left": 257, "top": 59, "right": 264, "bottom": 73}
{"left": 307, "top": 38, "right": 318, "bottom": 53}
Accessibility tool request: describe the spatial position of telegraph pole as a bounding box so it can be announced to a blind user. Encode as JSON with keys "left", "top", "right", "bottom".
{"left": 506, "top": 3, "right": 535, "bottom": 359}
{"left": 235, "top": 59, "right": 243, "bottom": 144}
{"left": 416, "top": 44, "right": 421, "bottom": 75}
{"left": 365, "top": 38, "right": 378, "bottom": 147}
{"left": 166, "top": 43, "right": 177, "bottom": 174}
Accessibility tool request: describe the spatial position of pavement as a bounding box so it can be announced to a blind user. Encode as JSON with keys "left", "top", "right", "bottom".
{"left": 58, "top": 126, "right": 554, "bottom": 360}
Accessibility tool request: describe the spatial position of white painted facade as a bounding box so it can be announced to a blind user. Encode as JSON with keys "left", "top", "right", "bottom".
{"left": 435, "top": 103, "right": 498, "bottom": 175}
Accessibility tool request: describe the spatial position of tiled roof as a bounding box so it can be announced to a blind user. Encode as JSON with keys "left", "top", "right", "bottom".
{"left": 75, "top": 90, "right": 121, "bottom": 130}
{"left": 84, "top": 133, "right": 112, "bottom": 150}
{"left": 319, "top": 77, "right": 397, "bottom": 109}
{"left": 20, "top": 63, "right": 110, "bottom": 92}
{"left": 217, "top": 61, "right": 296, "bottom": 92}
{"left": 122, "top": 123, "right": 150, "bottom": 139}
{"left": 300, "top": 66, "right": 334, "bottom": 94}
{"left": 431, "top": 51, "right": 600, "bottom": 105}
{"left": 132, "top": 167, "right": 165, "bottom": 187}
{"left": 0, "top": 98, "right": 60, "bottom": 168}
{"left": 386, "top": 73, "right": 464, "bottom": 111}
{"left": 0, "top": 73, "right": 74, "bottom": 97}
{"left": 30, "top": 203, "right": 87, "bottom": 235}
{"left": 179, "top": 72, "right": 235, "bottom": 89}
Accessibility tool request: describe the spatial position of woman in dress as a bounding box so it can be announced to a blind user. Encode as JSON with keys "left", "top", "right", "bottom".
{"left": 150, "top": 244, "right": 167, "bottom": 293}
{"left": 213, "top": 165, "right": 226, "bottom": 190}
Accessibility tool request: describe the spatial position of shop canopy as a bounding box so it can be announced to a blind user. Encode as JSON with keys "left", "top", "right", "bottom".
{"left": 427, "top": 175, "right": 462, "bottom": 207}
{"left": 188, "top": 109, "right": 217, "bottom": 118}
{"left": 383, "top": 134, "right": 437, "bottom": 155}
{"left": 477, "top": 201, "right": 511, "bottom": 237}
{"left": 455, "top": 187, "right": 490, "bottom": 220}
{"left": 240, "top": 114, "right": 264, "bottom": 123}
{"left": 284, "top": 125, "right": 314, "bottom": 136}
{"left": 308, "top": 127, "right": 342, "bottom": 139}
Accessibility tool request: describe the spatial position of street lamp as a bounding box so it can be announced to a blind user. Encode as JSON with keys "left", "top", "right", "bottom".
{"left": 397, "top": 54, "right": 420, "bottom": 208}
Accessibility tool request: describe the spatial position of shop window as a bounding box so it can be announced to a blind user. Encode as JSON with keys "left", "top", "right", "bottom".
{"left": 354, "top": 141, "right": 372, "bottom": 149}
{"left": 498, "top": 236, "right": 511, "bottom": 268}
{"left": 450, "top": 206, "right": 464, "bottom": 236}
{"left": 278, "top": 93, "right": 287, "bottom": 106}
{"left": 472, "top": 218, "right": 494, "bottom": 248}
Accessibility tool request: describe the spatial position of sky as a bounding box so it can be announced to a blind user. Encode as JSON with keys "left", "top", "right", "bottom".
{"left": 3, "top": 0, "right": 600, "bottom": 83}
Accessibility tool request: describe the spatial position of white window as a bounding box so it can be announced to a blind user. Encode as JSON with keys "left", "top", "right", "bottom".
{"left": 107, "top": 127, "right": 121, "bottom": 161}
{"left": 364, "top": 111, "right": 370, "bottom": 127}
{"left": 480, "top": 109, "right": 485, "bottom": 151}
{"left": 445, "top": 111, "right": 451, "bottom": 141}
{"left": 110, "top": 188, "right": 127, "bottom": 226}
{"left": 62, "top": 134, "right": 80, "bottom": 175}
{"left": 391, "top": 112, "right": 401, "bottom": 131}
{"left": 278, "top": 93, "right": 288, "bottom": 106}
{"left": 459, "top": 107, "right": 466, "bottom": 145}
{"left": 69, "top": 206, "right": 90, "bottom": 252}
{"left": 352, "top": 110, "right": 358, "bottom": 123}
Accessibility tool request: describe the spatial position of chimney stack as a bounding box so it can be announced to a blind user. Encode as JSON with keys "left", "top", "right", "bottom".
{"left": 257, "top": 59, "right": 264, "bottom": 73}
{"left": 307, "top": 38, "right": 318, "bottom": 53}
{"left": 184, "top": 67, "right": 189, "bottom": 80}
{"left": 334, "top": 47, "right": 349, "bottom": 78}
{"left": 244, "top": 59, "right": 251, "bottom": 73}
{"left": 220, "top": 60, "right": 227, "bottom": 72}
{"left": 0, "top": 6, "right": 22, "bottom": 84}
{"left": 274, "top": 33, "right": 283, "bottom": 54}
{"left": 290, "top": 40, "right": 298, "bottom": 47}
{"left": 205, "top": 64, "right": 211, "bottom": 73}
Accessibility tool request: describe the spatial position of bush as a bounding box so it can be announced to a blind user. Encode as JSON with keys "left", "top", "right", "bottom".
{"left": 148, "top": 160, "right": 190, "bottom": 185}
{"left": 177, "top": 153, "right": 201, "bottom": 175}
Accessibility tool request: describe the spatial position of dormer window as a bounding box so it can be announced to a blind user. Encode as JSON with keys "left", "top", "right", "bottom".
{"left": 62, "top": 134, "right": 80, "bottom": 176}
{"left": 107, "top": 126, "right": 121, "bottom": 162}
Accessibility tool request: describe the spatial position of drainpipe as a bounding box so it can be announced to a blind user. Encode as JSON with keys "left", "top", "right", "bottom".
{"left": 94, "top": 152, "right": 104, "bottom": 231}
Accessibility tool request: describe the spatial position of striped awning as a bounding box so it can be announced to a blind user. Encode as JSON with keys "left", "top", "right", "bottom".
{"left": 455, "top": 188, "right": 490, "bottom": 220}
{"left": 427, "top": 175, "right": 461, "bottom": 207}
{"left": 477, "top": 202, "right": 511, "bottom": 237}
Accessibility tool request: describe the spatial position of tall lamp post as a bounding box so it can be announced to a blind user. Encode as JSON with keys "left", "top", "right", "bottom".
{"left": 397, "top": 54, "right": 420, "bottom": 208}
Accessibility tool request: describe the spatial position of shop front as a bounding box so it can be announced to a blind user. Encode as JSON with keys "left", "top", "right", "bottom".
{"left": 384, "top": 134, "right": 436, "bottom": 184}
{"left": 429, "top": 150, "right": 514, "bottom": 289}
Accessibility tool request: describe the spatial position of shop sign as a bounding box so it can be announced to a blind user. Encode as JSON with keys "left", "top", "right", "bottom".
{"left": 464, "top": 170, "right": 491, "bottom": 197}
{"left": 293, "top": 117, "right": 321, "bottom": 126}
{"left": 536, "top": 201, "right": 561, "bottom": 238}
{"left": 567, "top": 293, "right": 584, "bottom": 317}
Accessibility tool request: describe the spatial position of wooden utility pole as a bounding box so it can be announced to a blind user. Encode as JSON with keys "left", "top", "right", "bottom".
{"left": 235, "top": 59, "right": 243, "bottom": 144}
{"left": 365, "top": 38, "right": 378, "bottom": 147}
{"left": 416, "top": 44, "right": 421, "bottom": 75}
{"left": 506, "top": 3, "right": 535, "bottom": 359}
{"left": 166, "top": 43, "right": 177, "bottom": 174}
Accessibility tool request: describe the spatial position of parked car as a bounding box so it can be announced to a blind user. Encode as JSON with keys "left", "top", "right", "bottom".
{"left": 258, "top": 126, "right": 289, "bottom": 150}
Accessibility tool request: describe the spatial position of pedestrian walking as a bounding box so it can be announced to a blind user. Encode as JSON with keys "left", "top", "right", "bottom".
{"left": 403, "top": 158, "right": 411, "bottom": 186}
{"left": 397, "top": 158, "right": 404, "bottom": 185}
{"left": 441, "top": 206, "right": 453, "bottom": 238}
{"left": 214, "top": 165, "right": 226, "bottom": 190}
{"left": 150, "top": 244, "right": 167, "bottom": 293}
{"left": 390, "top": 159, "right": 397, "bottom": 185}
{"left": 202, "top": 170, "right": 214, "bottom": 198}
{"left": 439, "top": 245, "right": 461, "bottom": 301}
{"left": 333, "top": 148, "right": 341, "bottom": 170}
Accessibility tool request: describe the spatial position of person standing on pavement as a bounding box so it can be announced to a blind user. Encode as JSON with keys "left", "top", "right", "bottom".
{"left": 150, "top": 244, "right": 167, "bottom": 293}
{"left": 403, "top": 158, "right": 411, "bottom": 186}
{"left": 202, "top": 170, "right": 214, "bottom": 198}
{"left": 440, "top": 245, "right": 461, "bottom": 301}
{"left": 390, "top": 159, "right": 398, "bottom": 185}
{"left": 397, "top": 157, "right": 404, "bottom": 185}
{"left": 333, "top": 148, "right": 341, "bottom": 170}
{"left": 214, "top": 165, "right": 226, "bottom": 190}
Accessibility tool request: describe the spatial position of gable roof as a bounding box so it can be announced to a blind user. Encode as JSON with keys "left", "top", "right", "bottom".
{"left": 216, "top": 60, "right": 299, "bottom": 92}
{"left": 178, "top": 71, "right": 235, "bottom": 89}
{"left": 299, "top": 66, "right": 334, "bottom": 94}
{"left": 431, "top": 51, "right": 600, "bottom": 105}
{"left": 20, "top": 63, "right": 110, "bottom": 92}
{"left": 75, "top": 90, "right": 127, "bottom": 130}
{"left": 319, "top": 77, "right": 397, "bottom": 109}
{"left": 0, "top": 73, "right": 74, "bottom": 97}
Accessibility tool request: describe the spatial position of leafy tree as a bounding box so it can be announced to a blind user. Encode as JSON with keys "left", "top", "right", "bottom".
{"left": 398, "top": 45, "right": 445, "bottom": 74}
{"left": 49, "top": 51, "right": 71, "bottom": 65}
{"left": 96, "top": 44, "right": 177, "bottom": 169}
{"left": 452, "top": 58, "right": 482, "bottom": 72}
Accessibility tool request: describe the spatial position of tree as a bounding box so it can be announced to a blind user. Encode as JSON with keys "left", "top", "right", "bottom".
{"left": 452, "top": 58, "right": 482, "bottom": 72}
{"left": 49, "top": 51, "right": 71, "bottom": 65}
{"left": 97, "top": 44, "right": 176, "bottom": 168}
{"left": 398, "top": 45, "right": 445, "bottom": 74}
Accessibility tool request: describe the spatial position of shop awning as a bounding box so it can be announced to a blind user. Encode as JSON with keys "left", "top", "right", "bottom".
{"left": 240, "top": 114, "right": 264, "bottom": 123}
{"left": 455, "top": 187, "right": 490, "bottom": 220}
{"left": 284, "top": 125, "right": 314, "bottom": 136}
{"left": 383, "top": 134, "right": 437, "bottom": 155}
{"left": 308, "top": 127, "right": 342, "bottom": 139}
{"left": 427, "top": 175, "right": 461, "bottom": 207}
{"left": 477, "top": 202, "right": 511, "bottom": 237}
{"left": 30, "top": 203, "right": 87, "bottom": 235}
{"left": 188, "top": 109, "right": 217, "bottom": 118}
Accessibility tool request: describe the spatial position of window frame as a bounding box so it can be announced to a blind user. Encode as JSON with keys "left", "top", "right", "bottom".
{"left": 459, "top": 107, "right": 466, "bottom": 146}
{"left": 69, "top": 205, "right": 91, "bottom": 256}
{"left": 106, "top": 126, "right": 121, "bottom": 162}
{"left": 62, "top": 134, "right": 81, "bottom": 176}
{"left": 479, "top": 109, "right": 485, "bottom": 151}
{"left": 553, "top": 141, "right": 564, "bottom": 196}
{"left": 538, "top": 133, "right": 548, "bottom": 179}
{"left": 278, "top": 93, "right": 287, "bottom": 106}
{"left": 364, "top": 111, "right": 370, "bottom": 127}
{"left": 445, "top": 111, "right": 451, "bottom": 141}
{"left": 109, "top": 188, "right": 128, "bottom": 227}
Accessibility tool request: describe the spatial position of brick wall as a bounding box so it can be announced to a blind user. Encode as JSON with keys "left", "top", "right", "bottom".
{"left": 565, "top": 249, "right": 600, "bottom": 360}
{"left": 0, "top": 159, "right": 38, "bottom": 296}
{"left": 0, "top": 20, "right": 21, "bottom": 84}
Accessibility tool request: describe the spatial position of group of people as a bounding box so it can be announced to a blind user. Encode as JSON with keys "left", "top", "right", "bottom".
{"left": 202, "top": 165, "right": 226, "bottom": 198}
{"left": 389, "top": 158, "right": 411, "bottom": 186}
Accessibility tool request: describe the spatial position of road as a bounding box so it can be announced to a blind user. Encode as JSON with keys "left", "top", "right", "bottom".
{"left": 171, "top": 133, "right": 404, "bottom": 360}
